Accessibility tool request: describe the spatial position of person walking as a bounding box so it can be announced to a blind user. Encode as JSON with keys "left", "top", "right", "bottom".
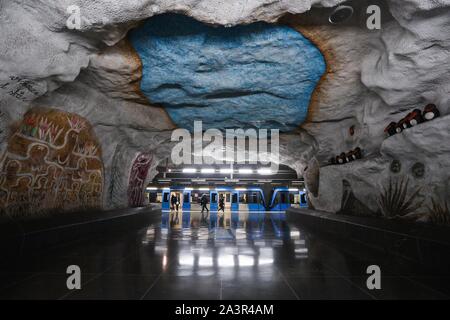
{"left": 175, "top": 194, "right": 180, "bottom": 212}
{"left": 200, "top": 194, "right": 209, "bottom": 213}
{"left": 218, "top": 194, "right": 225, "bottom": 212}
{"left": 170, "top": 193, "right": 177, "bottom": 211}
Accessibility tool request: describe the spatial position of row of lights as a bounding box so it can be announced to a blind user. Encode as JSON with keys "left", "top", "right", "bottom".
{"left": 181, "top": 168, "right": 273, "bottom": 175}
{"left": 146, "top": 187, "right": 302, "bottom": 192}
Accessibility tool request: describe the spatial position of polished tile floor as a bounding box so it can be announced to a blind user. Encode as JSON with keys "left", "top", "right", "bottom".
{"left": 0, "top": 210, "right": 449, "bottom": 300}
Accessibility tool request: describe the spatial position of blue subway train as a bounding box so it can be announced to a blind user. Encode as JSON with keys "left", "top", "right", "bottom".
{"left": 152, "top": 186, "right": 307, "bottom": 211}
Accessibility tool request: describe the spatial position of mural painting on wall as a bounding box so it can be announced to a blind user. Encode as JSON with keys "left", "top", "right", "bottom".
{"left": 0, "top": 111, "right": 8, "bottom": 144}
{"left": 0, "top": 107, "right": 103, "bottom": 217}
{"left": 338, "top": 179, "right": 377, "bottom": 217}
{"left": 378, "top": 177, "right": 423, "bottom": 219}
{"left": 127, "top": 152, "right": 153, "bottom": 207}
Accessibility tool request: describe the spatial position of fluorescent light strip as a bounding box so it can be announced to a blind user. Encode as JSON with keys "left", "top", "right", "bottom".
{"left": 200, "top": 168, "right": 215, "bottom": 174}
{"left": 257, "top": 168, "right": 272, "bottom": 175}
{"left": 220, "top": 168, "right": 233, "bottom": 174}
{"left": 146, "top": 187, "right": 157, "bottom": 190}
{"left": 238, "top": 168, "right": 253, "bottom": 174}
{"left": 182, "top": 168, "right": 197, "bottom": 173}
{"left": 288, "top": 188, "right": 299, "bottom": 192}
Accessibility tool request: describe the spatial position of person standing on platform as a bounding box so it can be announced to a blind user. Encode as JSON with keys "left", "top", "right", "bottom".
{"left": 201, "top": 194, "right": 209, "bottom": 213}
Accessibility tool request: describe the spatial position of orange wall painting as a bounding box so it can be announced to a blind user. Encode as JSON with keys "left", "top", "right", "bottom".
{"left": 0, "top": 107, "right": 103, "bottom": 217}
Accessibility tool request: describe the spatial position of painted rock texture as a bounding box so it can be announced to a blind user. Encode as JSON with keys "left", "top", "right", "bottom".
{"left": 0, "top": 0, "right": 449, "bottom": 218}
{"left": 0, "top": 107, "right": 103, "bottom": 216}
{"left": 129, "top": 14, "right": 326, "bottom": 131}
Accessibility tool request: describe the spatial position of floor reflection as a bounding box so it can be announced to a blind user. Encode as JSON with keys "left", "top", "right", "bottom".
{"left": 1, "top": 209, "right": 448, "bottom": 300}
{"left": 145, "top": 211, "right": 308, "bottom": 277}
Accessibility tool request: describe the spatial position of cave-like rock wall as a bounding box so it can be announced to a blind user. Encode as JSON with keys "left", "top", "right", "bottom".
{"left": 0, "top": 107, "right": 103, "bottom": 217}
{"left": 0, "top": 0, "right": 449, "bottom": 224}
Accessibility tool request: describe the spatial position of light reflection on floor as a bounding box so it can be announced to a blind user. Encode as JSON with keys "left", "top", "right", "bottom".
{"left": 1, "top": 209, "right": 448, "bottom": 299}
{"left": 147, "top": 211, "right": 308, "bottom": 278}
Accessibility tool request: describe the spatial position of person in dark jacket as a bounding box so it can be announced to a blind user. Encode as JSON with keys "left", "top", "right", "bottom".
{"left": 200, "top": 194, "right": 209, "bottom": 213}
{"left": 170, "top": 194, "right": 177, "bottom": 211}
{"left": 218, "top": 195, "right": 225, "bottom": 212}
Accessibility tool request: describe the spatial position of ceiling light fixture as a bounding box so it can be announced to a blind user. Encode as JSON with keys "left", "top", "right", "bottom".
{"left": 257, "top": 168, "right": 272, "bottom": 175}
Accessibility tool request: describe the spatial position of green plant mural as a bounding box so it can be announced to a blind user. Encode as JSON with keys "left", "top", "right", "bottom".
{"left": 378, "top": 177, "right": 423, "bottom": 218}
{"left": 428, "top": 197, "right": 450, "bottom": 226}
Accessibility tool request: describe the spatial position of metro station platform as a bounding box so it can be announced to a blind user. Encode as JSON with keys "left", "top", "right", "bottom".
{"left": 0, "top": 208, "right": 448, "bottom": 300}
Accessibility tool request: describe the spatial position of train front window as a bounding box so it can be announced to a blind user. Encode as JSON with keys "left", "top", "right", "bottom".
{"left": 279, "top": 191, "right": 288, "bottom": 204}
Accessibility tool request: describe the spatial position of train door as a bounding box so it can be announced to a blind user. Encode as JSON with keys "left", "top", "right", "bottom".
{"left": 231, "top": 191, "right": 239, "bottom": 211}
{"left": 162, "top": 189, "right": 170, "bottom": 210}
{"left": 218, "top": 192, "right": 232, "bottom": 210}
{"left": 299, "top": 191, "right": 308, "bottom": 208}
{"left": 182, "top": 189, "right": 191, "bottom": 211}
{"left": 170, "top": 190, "right": 183, "bottom": 211}
{"left": 210, "top": 190, "right": 218, "bottom": 211}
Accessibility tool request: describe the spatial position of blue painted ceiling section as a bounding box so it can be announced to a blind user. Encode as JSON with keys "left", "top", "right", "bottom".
{"left": 129, "top": 14, "right": 326, "bottom": 132}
